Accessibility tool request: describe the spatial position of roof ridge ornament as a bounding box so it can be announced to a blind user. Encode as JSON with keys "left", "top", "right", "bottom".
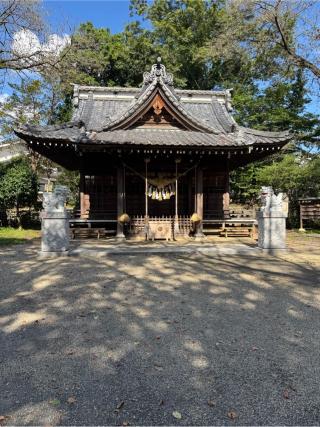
{"left": 143, "top": 57, "right": 174, "bottom": 86}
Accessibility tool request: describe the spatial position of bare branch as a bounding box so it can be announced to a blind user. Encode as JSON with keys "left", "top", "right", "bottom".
{"left": 0, "top": 0, "right": 70, "bottom": 83}
{"left": 272, "top": 4, "right": 320, "bottom": 79}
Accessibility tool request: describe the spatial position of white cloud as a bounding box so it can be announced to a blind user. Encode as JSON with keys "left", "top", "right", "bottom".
{"left": 0, "top": 93, "right": 9, "bottom": 104}
{"left": 12, "top": 30, "right": 41, "bottom": 57}
{"left": 42, "top": 33, "right": 71, "bottom": 55}
{"left": 12, "top": 29, "right": 70, "bottom": 60}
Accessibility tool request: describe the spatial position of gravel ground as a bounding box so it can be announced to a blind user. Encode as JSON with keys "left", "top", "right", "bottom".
{"left": 0, "top": 235, "right": 320, "bottom": 426}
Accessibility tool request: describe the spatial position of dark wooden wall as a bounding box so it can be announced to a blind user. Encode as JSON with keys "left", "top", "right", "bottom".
{"left": 79, "top": 154, "right": 229, "bottom": 220}
{"left": 203, "top": 169, "right": 227, "bottom": 219}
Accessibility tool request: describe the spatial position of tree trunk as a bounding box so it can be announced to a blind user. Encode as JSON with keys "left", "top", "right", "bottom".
{"left": 16, "top": 199, "right": 21, "bottom": 229}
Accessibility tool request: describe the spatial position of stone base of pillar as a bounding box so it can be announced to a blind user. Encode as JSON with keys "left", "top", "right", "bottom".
{"left": 41, "top": 212, "right": 70, "bottom": 253}
{"left": 116, "top": 223, "right": 126, "bottom": 240}
{"left": 298, "top": 228, "right": 306, "bottom": 233}
{"left": 194, "top": 233, "right": 206, "bottom": 241}
{"left": 174, "top": 216, "right": 180, "bottom": 238}
{"left": 38, "top": 250, "right": 70, "bottom": 258}
{"left": 257, "top": 210, "right": 287, "bottom": 249}
{"left": 193, "top": 221, "right": 205, "bottom": 240}
{"left": 116, "top": 235, "right": 126, "bottom": 240}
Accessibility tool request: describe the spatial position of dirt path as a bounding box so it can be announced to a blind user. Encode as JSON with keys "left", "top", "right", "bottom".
{"left": 0, "top": 234, "right": 319, "bottom": 425}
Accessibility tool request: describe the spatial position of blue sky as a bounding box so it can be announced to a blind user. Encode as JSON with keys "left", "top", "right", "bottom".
{"left": 42, "top": 0, "right": 320, "bottom": 115}
{"left": 44, "top": 0, "right": 134, "bottom": 34}
{"left": 0, "top": 1, "right": 134, "bottom": 99}
{"left": 1, "top": 0, "right": 319, "bottom": 115}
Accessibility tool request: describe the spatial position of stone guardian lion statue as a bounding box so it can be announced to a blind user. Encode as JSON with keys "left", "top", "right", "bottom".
{"left": 259, "top": 186, "right": 284, "bottom": 212}
{"left": 43, "top": 186, "right": 69, "bottom": 213}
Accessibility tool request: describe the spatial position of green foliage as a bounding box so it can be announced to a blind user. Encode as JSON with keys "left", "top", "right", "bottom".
{"left": 131, "top": 0, "right": 225, "bottom": 89}
{"left": 0, "top": 77, "right": 62, "bottom": 180}
{"left": 128, "top": 0, "right": 319, "bottom": 150}
{"left": 0, "top": 158, "right": 38, "bottom": 224}
{"left": 231, "top": 154, "right": 320, "bottom": 227}
{"left": 230, "top": 164, "right": 260, "bottom": 205}
{"left": 55, "top": 169, "right": 80, "bottom": 207}
{"left": 233, "top": 70, "right": 320, "bottom": 150}
{"left": 257, "top": 154, "right": 320, "bottom": 227}
{"left": 0, "top": 79, "right": 43, "bottom": 142}
{"left": 59, "top": 21, "right": 156, "bottom": 89}
{"left": 130, "top": 0, "right": 296, "bottom": 89}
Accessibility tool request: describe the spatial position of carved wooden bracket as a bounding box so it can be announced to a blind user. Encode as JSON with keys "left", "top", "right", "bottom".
{"left": 152, "top": 94, "right": 165, "bottom": 116}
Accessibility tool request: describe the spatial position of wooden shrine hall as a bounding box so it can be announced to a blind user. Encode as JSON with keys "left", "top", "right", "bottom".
{"left": 16, "top": 58, "right": 291, "bottom": 240}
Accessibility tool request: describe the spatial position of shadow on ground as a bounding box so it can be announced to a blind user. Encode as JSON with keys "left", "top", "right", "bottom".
{"left": 0, "top": 239, "right": 319, "bottom": 425}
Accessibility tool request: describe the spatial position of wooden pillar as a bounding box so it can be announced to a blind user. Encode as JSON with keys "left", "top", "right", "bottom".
{"left": 144, "top": 159, "right": 150, "bottom": 239}
{"left": 79, "top": 172, "right": 89, "bottom": 219}
{"left": 223, "top": 159, "right": 230, "bottom": 219}
{"left": 188, "top": 171, "right": 193, "bottom": 214}
{"left": 145, "top": 159, "right": 149, "bottom": 218}
{"left": 299, "top": 203, "right": 305, "bottom": 232}
{"left": 174, "top": 159, "right": 181, "bottom": 237}
{"left": 80, "top": 172, "right": 85, "bottom": 218}
{"left": 195, "top": 167, "right": 204, "bottom": 237}
{"left": 116, "top": 165, "right": 125, "bottom": 239}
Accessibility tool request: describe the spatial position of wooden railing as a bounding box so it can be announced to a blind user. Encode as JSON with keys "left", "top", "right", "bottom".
{"left": 129, "top": 215, "right": 192, "bottom": 238}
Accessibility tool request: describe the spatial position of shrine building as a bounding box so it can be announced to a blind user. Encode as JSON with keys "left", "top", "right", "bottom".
{"left": 16, "top": 59, "right": 291, "bottom": 239}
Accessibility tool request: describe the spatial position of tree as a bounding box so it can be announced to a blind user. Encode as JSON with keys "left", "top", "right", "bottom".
{"left": 58, "top": 21, "right": 156, "bottom": 91}
{"left": 233, "top": 69, "right": 320, "bottom": 151}
{"left": 129, "top": 1, "right": 319, "bottom": 149}
{"left": 231, "top": 152, "right": 320, "bottom": 227}
{"left": 0, "top": 0, "right": 69, "bottom": 83}
{"left": 208, "top": 0, "right": 320, "bottom": 82}
{"left": 230, "top": 164, "right": 260, "bottom": 205}
{"left": 0, "top": 158, "right": 38, "bottom": 226}
{"left": 256, "top": 154, "right": 320, "bottom": 226}
{"left": 130, "top": 0, "right": 301, "bottom": 89}
{"left": 130, "top": 0, "right": 250, "bottom": 89}
{"left": 0, "top": 77, "right": 58, "bottom": 175}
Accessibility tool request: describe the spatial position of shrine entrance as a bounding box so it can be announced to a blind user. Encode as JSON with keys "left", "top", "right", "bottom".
{"left": 125, "top": 165, "right": 192, "bottom": 217}
{"left": 77, "top": 153, "right": 231, "bottom": 241}
{"left": 122, "top": 159, "right": 196, "bottom": 239}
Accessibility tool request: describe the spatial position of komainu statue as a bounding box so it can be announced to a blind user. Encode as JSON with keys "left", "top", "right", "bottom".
{"left": 43, "top": 186, "right": 69, "bottom": 213}
{"left": 260, "top": 186, "right": 283, "bottom": 212}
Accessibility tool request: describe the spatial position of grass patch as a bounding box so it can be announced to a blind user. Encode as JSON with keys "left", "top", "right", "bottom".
{"left": 305, "top": 229, "right": 320, "bottom": 235}
{"left": 290, "top": 229, "right": 320, "bottom": 235}
{"left": 0, "top": 227, "right": 40, "bottom": 246}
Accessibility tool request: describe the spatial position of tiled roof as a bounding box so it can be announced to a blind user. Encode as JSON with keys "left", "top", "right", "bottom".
{"left": 71, "top": 77, "right": 235, "bottom": 134}
{"left": 16, "top": 124, "right": 289, "bottom": 148}
{"left": 97, "top": 128, "right": 288, "bottom": 146}
{"left": 15, "top": 60, "right": 292, "bottom": 149}
{"left": 15, "top": 122, "right": 84, "bottom": 142}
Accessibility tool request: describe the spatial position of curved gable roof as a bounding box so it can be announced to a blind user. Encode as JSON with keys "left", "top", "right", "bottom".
{"left": 101, "top": 80, "right": 220, "bottom": 134}
{"left": 15, "top": 59, "right": 292, "bottom": 152}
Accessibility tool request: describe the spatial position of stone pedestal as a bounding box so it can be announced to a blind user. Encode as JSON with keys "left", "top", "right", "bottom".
{"left": 257, "top": 210, "right": 287, "bottom": 249}
{"left": 41, "top": 211, "right": 70, "bottom": 253}
{"left": 40, "top": 186, "right": 70, "bottom": 256}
